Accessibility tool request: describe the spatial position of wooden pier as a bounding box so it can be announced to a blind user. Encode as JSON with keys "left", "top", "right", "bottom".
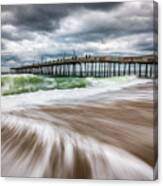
{"left": 10, "top": 54, "right": 158, "bottom": 78}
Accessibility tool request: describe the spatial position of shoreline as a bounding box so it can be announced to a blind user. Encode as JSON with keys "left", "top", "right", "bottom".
{"left": 1, "top": 80, "right": 155, "bottom": 179}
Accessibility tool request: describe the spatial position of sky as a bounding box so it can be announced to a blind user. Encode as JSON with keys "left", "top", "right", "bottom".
{"left": 1, "top": 1, "right": 156, "bottom": 68}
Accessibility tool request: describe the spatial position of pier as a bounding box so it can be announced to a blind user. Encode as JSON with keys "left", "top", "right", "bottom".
{"left": 10, "top": 54, "right": 158, "bottom": 78}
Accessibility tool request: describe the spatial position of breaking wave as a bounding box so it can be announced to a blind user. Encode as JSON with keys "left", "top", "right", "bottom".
{"left": 1, "top": 74, "right": 90, "bottom": 96}
{"left": 1, "top": 74, "right": 150, "bottom": 96}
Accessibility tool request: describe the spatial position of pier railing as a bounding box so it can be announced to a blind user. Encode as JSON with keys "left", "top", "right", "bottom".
{"left": 10, "top": 55, "right": 158, "bottom": 78}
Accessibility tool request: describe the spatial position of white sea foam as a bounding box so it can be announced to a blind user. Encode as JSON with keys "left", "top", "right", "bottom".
{"left": 1, "top": 113, "right": 153, "bottom": 179}
{"left": 1, "top": 75, "right": 152, "bottom": 112}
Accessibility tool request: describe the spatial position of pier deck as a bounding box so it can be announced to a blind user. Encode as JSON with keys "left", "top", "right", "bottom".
{"left": 11, "top": 55, "right": 158, "bottom": 78}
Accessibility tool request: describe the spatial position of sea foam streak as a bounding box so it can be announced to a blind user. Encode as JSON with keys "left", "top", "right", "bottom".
{"left": 2, "top": 113, "right": 153, "bottom": 179}
{"left": 1, "top": 75, "right": 154, "bottom": 179}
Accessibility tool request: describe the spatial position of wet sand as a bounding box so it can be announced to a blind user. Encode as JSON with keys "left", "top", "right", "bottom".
{"left": 40, "top": 99, "right": 154, "bottom": 166}
{"left": 1, "top": 81, "right": 157, "bottom": 179}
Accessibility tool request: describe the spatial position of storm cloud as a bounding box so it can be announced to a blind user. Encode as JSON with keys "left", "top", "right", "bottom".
{"left": 1, "top": 1, "right": 156, "bottom": 67}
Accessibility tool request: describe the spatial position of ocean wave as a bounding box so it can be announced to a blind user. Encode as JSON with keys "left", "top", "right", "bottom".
{"left": 1, "top": 74, "right": 90, "bottom": 96}
{"left": 1, "top": 75, "right": 152, "bottom": 112}
{"left": 1, "top": 113, "right": 153, "bottom": 179}
{"left": 1, "top": 74, "right": 151, "bottom": 96}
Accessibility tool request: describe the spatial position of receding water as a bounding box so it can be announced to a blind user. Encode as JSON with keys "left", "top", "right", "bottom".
{"left": 1, "top": 74, "right": 155, "bottom": 179}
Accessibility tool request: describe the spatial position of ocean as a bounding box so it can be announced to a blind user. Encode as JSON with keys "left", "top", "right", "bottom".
{"left": 1, "top": 74, "right": 156, "bottom": 179}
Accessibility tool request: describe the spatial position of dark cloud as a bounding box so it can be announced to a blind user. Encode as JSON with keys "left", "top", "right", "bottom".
{"left": 1, "top": 29, "right": 35, "bottom": 41}
{"left": 58, "top": 22, "right": 152, "bottom": 44}
{"left": 1, "top": 2, "right": 123, "bottom": 46}
{"left": 2, "top": 2, "right": 152, "bottom": 42}
{"left": 134, "top": 39, "right": 155, "bottom": 52}
{"left": 135, "top": 39, "right": 152, "bottom": 48}
{"left": 55, "top": 5, "right": 153, "bottom": 43}
{"left": 2, "top": 3, "right": 121, "bottom": 32}
{"left": 1, "top": 2, "right": 155, "bottom": 67}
